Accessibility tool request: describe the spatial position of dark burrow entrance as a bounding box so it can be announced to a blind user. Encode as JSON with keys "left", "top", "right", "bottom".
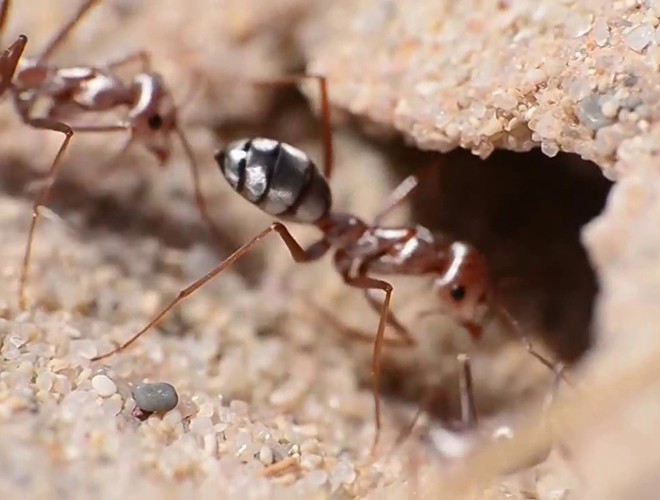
{"left": 400, "top": 147, "right": 612, "bottom": 363}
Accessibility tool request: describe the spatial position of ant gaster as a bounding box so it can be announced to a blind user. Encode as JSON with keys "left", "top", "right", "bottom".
{"left": 1, "top": 0, "right": 221, "bottom": 310}
{"left": 92, "top": 79, "right": 560, "bottom": 452}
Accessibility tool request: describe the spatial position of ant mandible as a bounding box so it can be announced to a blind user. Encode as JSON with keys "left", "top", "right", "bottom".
{"left": 91, "top": 74, "right": 561, "bottom": 452}
{"left": 1, "top": 0, "right": 267, "bottom": 310}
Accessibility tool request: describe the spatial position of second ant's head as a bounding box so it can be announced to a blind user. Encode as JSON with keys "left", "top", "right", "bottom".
{"left": 129, "top": 73, "right": 178, "bottom": 165}
{"left": 433, "top": 242, "right": 491, "bottom": 339}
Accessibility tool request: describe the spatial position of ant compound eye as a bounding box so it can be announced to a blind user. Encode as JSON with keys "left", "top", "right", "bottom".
{"left": 147, "top": 113, "right": 163, "bottom": 130}
{"left": 450, "top": 284, "right": 466, "bottom": 302}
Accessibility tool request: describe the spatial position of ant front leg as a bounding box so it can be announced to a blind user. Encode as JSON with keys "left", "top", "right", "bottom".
{"left": 18, "top": 116, "right": 128, "bottom": 310}
{"left": 252, "top": 75, "right": 333, "bottom": 179}
{"left": 391, "top": 354, "right": 478, "bottom": 452}
{"left": 305, "top": 298, "right": 414, "bottom": 348}
{"left": 456, "top": 353, "right": 477, "bottom": 430}
{"left": 362, "top": 287, "right": 416, "bottom": 346}
{"left": 92, "top": 222, "right": 330, "bottom": 361}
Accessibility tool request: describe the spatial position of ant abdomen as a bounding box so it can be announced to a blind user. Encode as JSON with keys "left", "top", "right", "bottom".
{"left": 216, "top": 138, "right": 332, "bottom": 223}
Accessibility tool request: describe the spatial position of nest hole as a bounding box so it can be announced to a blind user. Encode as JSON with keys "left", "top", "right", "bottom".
{"left": 400, "top": 147, "right": 613, "bottom": 363}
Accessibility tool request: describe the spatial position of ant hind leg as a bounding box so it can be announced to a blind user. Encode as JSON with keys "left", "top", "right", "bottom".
{"left": 91, "top": 222, "right": 330, "bottom": 361}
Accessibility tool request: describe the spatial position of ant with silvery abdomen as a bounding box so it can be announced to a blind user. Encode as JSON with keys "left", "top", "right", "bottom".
{"left": 4, "top": 0, "right": 332, "bottom": 312}
{"left": 90, "top": 78, "right": 564, "bottom": 451}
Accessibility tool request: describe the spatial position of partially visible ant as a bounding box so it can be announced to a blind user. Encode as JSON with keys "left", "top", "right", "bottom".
{"left": 91, "top": 84, "right": 564, "bottom": 452}
{"left": 2, "top": 0, "right": 284, "bottom": 310}
{"left": 397, "top": 354, "right": 562, "bottom": 480}
{"left": 390, "top": 354, "right": 484, "bottom": 460}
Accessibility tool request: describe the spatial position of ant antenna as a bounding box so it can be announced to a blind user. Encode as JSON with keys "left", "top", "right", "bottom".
{"left": 493, "top": 303, "right": 573, "bottom": 387}
{"left": 174, "top": 125, "right": 226, "bottom": 246}
{"left": 177, "top": 67, "right": 208, "bottom": 114}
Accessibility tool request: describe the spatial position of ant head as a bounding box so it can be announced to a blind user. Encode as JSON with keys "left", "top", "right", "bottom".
{"left": 433, "top": 242, "right": 490, "bottom": 338}
{"left": 128, "top": 73, "right": 178, "bottom": 165}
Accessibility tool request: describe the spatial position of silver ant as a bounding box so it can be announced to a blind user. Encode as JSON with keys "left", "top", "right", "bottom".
{"left": 0, "top": 0, "right": 247, "bottom": 310}
{"left": 90, "top": 89, "right": 563, "bottom": 451}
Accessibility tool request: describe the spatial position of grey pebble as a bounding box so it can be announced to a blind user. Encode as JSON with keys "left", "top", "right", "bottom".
{"left": 132, "top": 382, "right": 179, "bottom": 413}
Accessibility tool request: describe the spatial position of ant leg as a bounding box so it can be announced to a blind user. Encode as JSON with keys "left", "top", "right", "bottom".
{"left": 91, "top": 222, "right": 330, "bottom": 361}
{"left": 392, "top": 354, "right": 479, "bottom": 452}
{"left": 390, "top": 355, "right": 478, "bottom": 457}
{"left": 306, "top": 298, "right": 413, "bottom": 347}
{"left": 0, "top": 34, "right": 26, "bottom": 96}
{"left": 18, "top": 118, "right": 128, "bottom": 310}
{"left": 362, "top": 288, "right": 416, "bottom": 345}
{"left": 334, "top": 257, "right": 399, "bottom": 454}
{"left": 104, "top": 50, "right": 151, "bottom": 72}
{"left": 457, "top": 353, "right": 477, "bottom": 429}
{"left": 19, "top": 119, "right": 73, "bottom": 310}
{"left": 95, "top": 135, "right": 134, "bottom": 174}
{"left": 390, "top": 383, "right": 439, "bottom": 453}
{"left": 36, "top": 0, "right": 101, "bottom": 63}
{"left": 176, "top": 67, "right": 208, "bottom": 113}
{"left": 252, "top": 75, "right": 333, "bottom": 179}
{"left": 542, "top": 363, "right": 566, "bottom": 413}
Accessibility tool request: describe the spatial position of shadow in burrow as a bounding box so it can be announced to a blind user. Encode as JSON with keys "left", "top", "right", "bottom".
{"left": 391, "top": 146, "right": 612, "bottom": 365}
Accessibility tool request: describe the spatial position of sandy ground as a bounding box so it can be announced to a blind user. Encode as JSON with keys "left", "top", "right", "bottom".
{"left": 2, "top": 1, "right": 658, "bottom": 499}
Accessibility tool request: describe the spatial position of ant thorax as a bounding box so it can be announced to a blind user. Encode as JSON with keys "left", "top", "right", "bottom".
{"left": 65, "top": 70, "right": 127, "bottom": 111}
{"left": 357, "top": 224, "right": 449, "bottom": 275}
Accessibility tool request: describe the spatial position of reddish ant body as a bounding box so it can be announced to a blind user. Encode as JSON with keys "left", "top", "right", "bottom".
{"left": 92, "top": 96, "right": 559, "bottom": 449}
{"left": 0, "top": 0, "right": 225, "bottom": 310}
